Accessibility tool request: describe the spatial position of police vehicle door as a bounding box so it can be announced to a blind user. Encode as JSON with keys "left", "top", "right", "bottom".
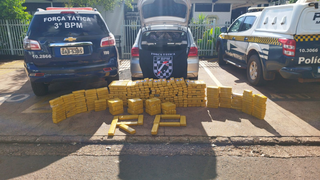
{"left": 234, "top": 16, "right": 257, "bottom": 63}
{"left": 225, "top": 16, "right": 245, "bottom": 60}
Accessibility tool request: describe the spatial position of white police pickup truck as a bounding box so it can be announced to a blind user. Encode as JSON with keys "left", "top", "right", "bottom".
{"left": 217, "top": 0, "right": 320, "bottom": 85}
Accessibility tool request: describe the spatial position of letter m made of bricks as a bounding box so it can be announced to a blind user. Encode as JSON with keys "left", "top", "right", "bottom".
{"left": 313, "top": 13, "right": 320, "bottom": 20}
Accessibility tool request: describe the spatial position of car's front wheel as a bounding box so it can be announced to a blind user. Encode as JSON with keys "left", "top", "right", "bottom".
{"left": 31, "top": 82, "right": 49, "bottom": 96}
{"left": 247, "top": 55, "right": 265, "bottom": 86}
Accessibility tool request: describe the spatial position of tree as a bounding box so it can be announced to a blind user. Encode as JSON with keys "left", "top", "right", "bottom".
{"left": 66, "top": 0, "right": 133, "bottom": 11}
{"left": 0, "top": 0, "right": 31, "bottom": 20}
{"left": 289, "top": 0, "right": 298, "bottom": 3}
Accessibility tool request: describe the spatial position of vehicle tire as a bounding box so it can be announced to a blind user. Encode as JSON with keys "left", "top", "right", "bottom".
{"left": 218, "top": 45, "right": 227, "bottom": 66}
{"left": 106, "top": 73, "right": 119, "bottom": 84}
{"left": 247, "top": 54, "right": 265, "bottom": 86}
{"left": 31, "top": 82, "right": 49, "bottom": 96}
{"left": 189, "top": 76, "right": 198, "bottom": 80}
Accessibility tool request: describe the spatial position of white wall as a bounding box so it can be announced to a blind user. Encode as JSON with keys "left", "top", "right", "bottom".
{"left": 96, "top": 4, "right": 124, "bottom": 37}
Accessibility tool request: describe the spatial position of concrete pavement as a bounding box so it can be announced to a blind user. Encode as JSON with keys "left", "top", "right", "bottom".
{"left": 0, "top": 60, "right": 319, "bottom": 145}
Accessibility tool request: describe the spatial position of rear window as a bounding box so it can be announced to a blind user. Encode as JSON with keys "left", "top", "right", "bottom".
{"left": 28, "top": 14, "right": 109, "bottom": 37}
{"left": 141, "top": 31, "right": 188, "bottom": 52}
{"left": 142, "top": 0, "right": 187, "bottom": 19}
{"left": 142, "top": 31, "right": 187, "bottom": 43}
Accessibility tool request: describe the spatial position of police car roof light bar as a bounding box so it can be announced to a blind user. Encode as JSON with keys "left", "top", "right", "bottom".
{"left": 46, "top": 7, "right": 93, "bottom": 11}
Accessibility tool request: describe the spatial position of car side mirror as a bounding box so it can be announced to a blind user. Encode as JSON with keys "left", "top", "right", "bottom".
{"left": 220, "top": 27, "right": 227, "bottom": 33}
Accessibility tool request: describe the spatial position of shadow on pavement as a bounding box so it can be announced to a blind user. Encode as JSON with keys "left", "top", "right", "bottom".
{"left": 118, "top": 154, "right": 217, "bottom": 180}
{"left": 219, "top": 64, "right": 320, "bottom": 132}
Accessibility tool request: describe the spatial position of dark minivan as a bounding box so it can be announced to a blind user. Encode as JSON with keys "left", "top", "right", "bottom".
{"left": 24, "top": 7, "right": 119, "bottom": 96}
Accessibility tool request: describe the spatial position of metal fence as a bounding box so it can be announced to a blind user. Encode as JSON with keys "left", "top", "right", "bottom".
{"left": 0, "top": 19, "right": 228, "bottom": 58}
{"left": 0, "top": 20, "right": 29, "bottom": 55}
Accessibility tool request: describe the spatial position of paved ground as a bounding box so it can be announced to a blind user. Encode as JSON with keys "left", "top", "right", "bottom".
{"left": 0, "top": 59, "right": 319, "bottom": 144}
{"left": 1, "top": 143, "right": 320, "bottom": 180}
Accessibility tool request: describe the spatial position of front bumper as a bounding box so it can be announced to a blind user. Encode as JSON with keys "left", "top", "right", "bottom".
{"left": 130, "top": 57, "right": 199, "bottom": 79}
{"left": 25, "top": 62, "right": 118, "bottom": 83}
{"left": 279, "top": 66, "right": 320, "bottom": 80}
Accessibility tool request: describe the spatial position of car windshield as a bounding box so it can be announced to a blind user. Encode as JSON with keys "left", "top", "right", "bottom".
{"left": 28, "top": 14, "right": 109, "bottom": 37}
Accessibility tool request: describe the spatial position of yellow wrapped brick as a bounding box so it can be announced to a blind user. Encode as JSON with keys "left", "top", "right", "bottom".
{"left": 118, "top": 124, "right": 136, "bottom": 134}
{"left": 161, "top": 102, "right": 176, "bottom": 110}
{"left": 207, "top": 86, "right": 220, "bottom": 98}
{"left": 95, "top": 99, "right": 107, "bottom": 111}
{"left": 110, "top": 109, "right": 124, "bottom": 115}
{"left": 49, "top": 97, "right": 64, "bottom": 108}
{"left": 128, "top": 98, "right": 143, "bottom": 108}
{"left": 128, "top": 108, "right": 144, "bottom": 115}
{"left": 108, "top": 98, "right": 123, "bottom": 107}
{"left": 146, "top": 108, "right": 161, "bottom": 116}
{"left": 109, "top": 80, "right": 129, "bottom": 90}
{"left": 96, "top": 87, "right": 109, "bottom": 100}
{"left": 219, "top": 86, "right": 232, "bottom": 93}
{"left": 146, "top": 98, "right": 161, "bottom": 107}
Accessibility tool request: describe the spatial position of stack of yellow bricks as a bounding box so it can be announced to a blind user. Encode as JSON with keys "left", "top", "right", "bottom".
{"left": 150, "top": 79, "right": 162, "bottom": 102}
{"left": 219, "top": 86, "right": 232, "bottom": 108}
{"left": 72, "top": 90, "right": 87, "bottom": 114}
{"left": 126, "top": 81, "right": 137, "bottom": 99}
{"left": 61, "top": 94, "right": 77, "bottom": 117}
{"left": 252, "top": 94, "right": 267, "bottom": 119}
{"left": 187, "top": 80, "right": 206, "bottom": 107}
{"left": 109, "top": 80, "right": 129, "bottom": 107}
{"left": 134, "top": 79, "right": 149, "bottom": 100}
{"left": 96, "top": 87, "right": 109, "bottom": 101}
{"left": 49, "top": 97, "right": 66, "bottom": 123}
{"left": 95, "top": 99, "right": 107, "bottom": 111}
{"left": 141, "top": 79, "right": 150, "bottom": 99}
{"left": 146, "top": 97, "right": 161, "bottom": 116}
{"left": 161, "top": 102, "right": 176, "bottom": 114}
{"left": 85, "top": 89, "right": 98, "bottom": 111}
{"left": 231, "top": 93, "right": 243, "bottom": 110}
{"left": 165, "top": 78, "right": 175, "bottom": 103}
{"left": 242, "top": 90, "right": 253, "bottom": 115}
{"left": 174, "top": 78, "right": 188, "bottom": 107}
{"left": 206, "top": 86, "right": 220, "bottom": 108}
{"left": 108, "top": 98, "right": 124, "bottom": 115}
{"left": 127, "top": 98, "right": 143, "bottom": 115}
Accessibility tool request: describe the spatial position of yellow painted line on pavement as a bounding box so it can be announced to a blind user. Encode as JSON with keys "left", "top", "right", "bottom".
{"left": 22, "top": 95, "right": 56, "bottom": 114}
{"left": 200, "top": 61, "right": 223, "bottom": 86}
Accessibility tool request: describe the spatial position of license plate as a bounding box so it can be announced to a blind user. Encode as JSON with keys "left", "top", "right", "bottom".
{"left": 61, "top": 47, "right": 84, "bottom": 55}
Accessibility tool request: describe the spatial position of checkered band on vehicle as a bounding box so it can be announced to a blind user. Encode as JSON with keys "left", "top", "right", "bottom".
{"left": 253, "top": 37, "right": 281, "bottom": 46}
{"left": 294, "top": 34, "right": 320, "bottom": 42}
{"left": 219, "top": 35, "right": 280, "bottom": 46}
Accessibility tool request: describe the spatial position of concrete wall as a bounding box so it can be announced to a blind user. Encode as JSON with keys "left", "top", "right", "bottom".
{"left": 96, "top": 4, "right": 124, "bottom": 36}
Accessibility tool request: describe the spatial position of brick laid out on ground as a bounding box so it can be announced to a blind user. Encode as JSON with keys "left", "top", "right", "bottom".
{"left": 219, "top": 86, "right": 232, "bottom": 108}
{"left": 242, "top": 90, "right": 254, "bottom": 115}
{"left": 161, "top": 102, "right": 176, "bottom": 114}
{"left": 146, "top": 97, "right": 161, "bottom": 116}
{"left": 231, "top": 93, "right": 243, "bottom": 110}
{"left": 252, "top": 94, "right": 267, "bottom": 120}
{"left": 72, "top": 90, "right": 88, "bottom": 114}
{"left": 49, "top": 97, "right": 66, "bottom": 124}
{"left": 207, "top": 86, "right": 220, "bottom": 108}
{"left": 186, "top": 79, "right": 206, "bottom": 107}
{"left": 108, "top": 98, "right": 124, "bottom": 115}
{"left": 127, "top": 98, "right": 144, "bottom": 115}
